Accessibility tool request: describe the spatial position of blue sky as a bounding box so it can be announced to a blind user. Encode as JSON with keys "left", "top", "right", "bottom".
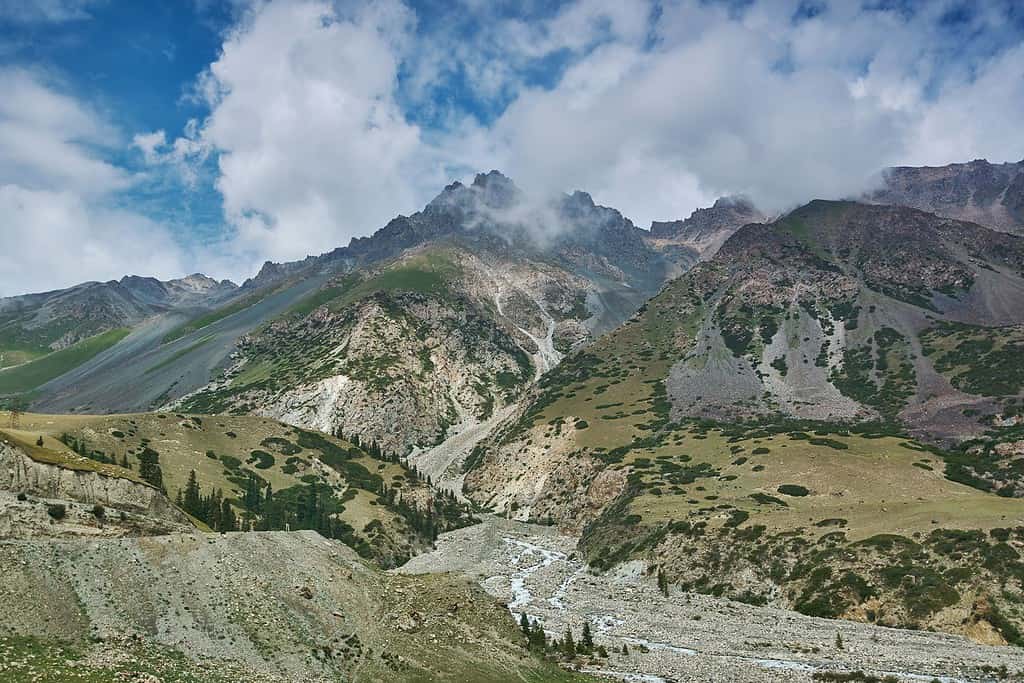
{"left": 1, "top": 0, "right": 1023, "bottom": 295}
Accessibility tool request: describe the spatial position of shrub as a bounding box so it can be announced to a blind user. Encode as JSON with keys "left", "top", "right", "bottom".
{"left": 47, "top": 504, "right": 66, "bottom": 520}
{"left": 778, "top": 484, "right": 810, "bottom": 497}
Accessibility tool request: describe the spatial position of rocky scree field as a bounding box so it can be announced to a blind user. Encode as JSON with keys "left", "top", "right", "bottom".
{"left": 0, "top": 530, "right": 595, "bottom": 683}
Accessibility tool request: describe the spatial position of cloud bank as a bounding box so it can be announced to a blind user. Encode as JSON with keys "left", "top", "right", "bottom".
{"left": 4, "top": 0, "right": 1024, "bottom": 295}
{"left": 0, "top": 68, "right": 187, "bottom": 296}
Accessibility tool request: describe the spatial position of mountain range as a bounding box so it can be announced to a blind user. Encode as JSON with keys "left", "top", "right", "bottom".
{"left": 3, "top": 159, "right": 1024, "bottom": 680}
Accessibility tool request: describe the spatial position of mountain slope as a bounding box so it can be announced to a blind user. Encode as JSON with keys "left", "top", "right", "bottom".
{"left": 867, "top": 159, "right": 1024, "bottom": 234}
{"left": 646, "top": 195, "right": 766, "bottom": 267}
{"left": 0, "top": 274, "right": 238, "bottom": 396}
{"left": 0, "top": 531, "right": 591, "bottom": 683}
{"left": 6, "top": 411, "right": 477, "bottom": 567}
{"left": 460, "top": 199, "right": 1024, "bottom": 642}
{"left": 139, "top": 174, "right": 675, "bottom": 482}
{"left": 20, "top": 173, "right": 672, "bottom": 435}
{"left": 175, "top": 240, "right": 613, "bottom": 470}
{"left": 0, "top": 273, "right": 237, "bottom": 364}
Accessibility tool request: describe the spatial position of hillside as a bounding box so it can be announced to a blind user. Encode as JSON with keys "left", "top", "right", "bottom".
{"left": 645, "top": 195, "right": 766, "bottom": 267}
{"left": 0, "top": 531, "right": 592, "bottom": 683}
{"left": 462, "top": 199, "right": 1024, "bottom": 643}
{"left": 0, "top": 274, "right": 237, "bottom": 395}
{"left": 6, "top": 412, "right": 476, "bottom": 567}
{"left": 867, "top": 159, "right": 1024, "bottom": 235}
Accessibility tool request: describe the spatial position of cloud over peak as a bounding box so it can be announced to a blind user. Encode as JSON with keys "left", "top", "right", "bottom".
{"left": 5, "top": 0, "right": 1024, "bottom": 295}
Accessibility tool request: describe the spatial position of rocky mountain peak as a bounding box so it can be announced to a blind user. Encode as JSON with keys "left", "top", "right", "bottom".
{"left": 867, "top": 158, "right": 1024, "bottom": 234}
{"left": 647, "top": 194, "right": 766, "bottom": 264}
{"left": 470, "top": 169, "right": 520, "bottom": 209}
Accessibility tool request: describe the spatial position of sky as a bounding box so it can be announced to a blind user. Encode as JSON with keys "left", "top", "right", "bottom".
{"left": 1, "top": 0, "right": 1023, "bottom": 296}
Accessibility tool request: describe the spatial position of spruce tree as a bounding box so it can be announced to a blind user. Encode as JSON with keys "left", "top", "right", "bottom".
{"left": 520, "top": 612, "right": 531, "bottom": 636}
{"left": 221, "top": 499, "right": 236, "bottom": 531}
{"left": 183, "top": 470, "right": 201, "bottom": 515}
{"left": 529, "top": 620, "right": 546, "bottom": 651}
{"left": 580, "top": 621, "right": 594, "bottom": 653}
{"left": 562, "top": 627, "right": 575, "bottom": 657}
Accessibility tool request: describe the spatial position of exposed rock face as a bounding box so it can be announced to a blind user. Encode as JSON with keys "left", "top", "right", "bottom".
{"left": 0, "top": 441, "right": 193, "bottom": 537}
{"left": 337, "top": 170, "right": 672, "bottom": 301}
{"left": 178, "top": 233, "right": 654, "bottom": 462}
{"left": 463, "top": 420, "right": 620, "bottom": 531}
{"left": 648, "top": 196, "right": 766, "bottom": 263}
{"left": 463, "top": 199, "right": 1024, "bottom": 533}
{"left": 19, "top": 170, "right": 675, "bottom": 424}
{"left": 867, "top": 159, "right": 1024, "bottom": 234}
{"left": 242, "top": 292, "right": 532, "bottom": 456}
{"left": 664, "top": 201, "right": 1024, "bottom": 427}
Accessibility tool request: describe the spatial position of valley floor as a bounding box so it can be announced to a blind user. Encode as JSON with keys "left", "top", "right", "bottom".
{"left": 401, "top": 516, "right": 1024, "bottom": 682}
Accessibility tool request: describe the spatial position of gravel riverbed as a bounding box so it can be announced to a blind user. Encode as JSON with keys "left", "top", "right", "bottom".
{"left": 400, "top": 517, "right": 1024, "bottom": 682}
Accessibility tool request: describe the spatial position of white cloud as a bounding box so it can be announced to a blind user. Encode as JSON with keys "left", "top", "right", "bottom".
{"left": 0, "top": 68, "right": 129, "bottom": 196}
{"left": 0, "top": 186, "right": 186, "bottom": 296}
{"left": 0, "top": 68, "right": 191, "bottom": 296}
{"left": 437, "top": 0, "right": 1024, "bottom": 224}
{"left": 138, "top": 0, "right": 1024, "bottom": 285}
{"left": 176, "top": 0, "right": 440, "bottom": 265}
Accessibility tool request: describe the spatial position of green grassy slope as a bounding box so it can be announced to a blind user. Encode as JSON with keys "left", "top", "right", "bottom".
{"left": 13, "top": 411, "right": 476, "bottom": 567}
{"left": 0, "top": 328, "right": 130, "bottom": 395}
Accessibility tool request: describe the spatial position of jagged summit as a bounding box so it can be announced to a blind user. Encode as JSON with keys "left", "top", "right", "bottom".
{"left": 645, "top": 194, "right": 766, "bottom": 267}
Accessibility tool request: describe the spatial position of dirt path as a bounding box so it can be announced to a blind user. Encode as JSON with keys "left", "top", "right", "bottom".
{"left": 400, "top": 517, "right": 1024, "bottom": 682}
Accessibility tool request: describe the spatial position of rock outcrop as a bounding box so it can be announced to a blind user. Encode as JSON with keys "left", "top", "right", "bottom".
{"left": 0, "top": 440, "right": 192, "bottom": 537}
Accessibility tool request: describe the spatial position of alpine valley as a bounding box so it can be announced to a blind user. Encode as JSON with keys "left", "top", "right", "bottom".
{"left": 4, "top": 163, "right": 1024, "bottom": 683}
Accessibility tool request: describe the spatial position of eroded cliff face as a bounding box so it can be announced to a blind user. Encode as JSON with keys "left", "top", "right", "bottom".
{"left": 464, "top": 420, "right": 622, "bottom": 532}
{"left": 0, "top": 441, "right": 193, "bottom": 538}
{"left": 176, "top": 245, "right": 610, "bottom": 461}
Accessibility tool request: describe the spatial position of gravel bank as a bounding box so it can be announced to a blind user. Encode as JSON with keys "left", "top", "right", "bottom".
{"left": 401, "top": 516, "right": 1024, "bottom": 682}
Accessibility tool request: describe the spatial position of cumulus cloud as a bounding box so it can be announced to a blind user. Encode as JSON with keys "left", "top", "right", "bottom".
{"left": 0, "top": 186, "right": 186, "bottom": 295}
{"left": 0, "top": 68, "right": 129, "bottom": 196}
{"left": 444, "top": 0, "right": 1024, "bottom": 223}
{"left": 0, "top": 68, "right": 189, "bottom": 296}
{"left": 105, "top": 0, "right": 1024, "bottom": 292}
{"left": 150, "top": 0, "right": 1024, "bottom": 260}
{"left": 164, "top": 0, "right": 441, "bottom": 269}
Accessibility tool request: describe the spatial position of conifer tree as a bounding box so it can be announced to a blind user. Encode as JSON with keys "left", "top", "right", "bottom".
{"left": 580, "top": 621, "right": 594, "bottom": 653}
{"left": 562, "top": 626, "right": 575, "bottom": 656}
{"left": 529, "top": 619, "right": 546, "bottom": 651}
{"left": 220, "top": 499, "right": 236, "bottom": 531}
{"left": 183, "top": 469, "right": 201, "bottom": 514}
